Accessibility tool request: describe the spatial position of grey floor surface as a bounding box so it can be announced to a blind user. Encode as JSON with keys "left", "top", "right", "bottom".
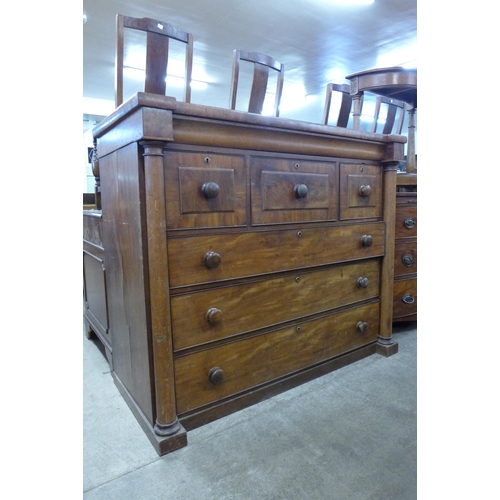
{"left": 83, "top": 323, "right": 417, "bottom": 500}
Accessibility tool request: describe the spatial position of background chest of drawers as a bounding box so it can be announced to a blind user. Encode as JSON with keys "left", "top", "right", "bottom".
{"left": 89, "top": 94, "right": 404, "bottom": 455}
{"left": 393, "top": 173, "right": 417, "bottom": 322}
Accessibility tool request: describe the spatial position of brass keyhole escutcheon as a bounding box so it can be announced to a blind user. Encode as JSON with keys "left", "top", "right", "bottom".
{"left": 204, "top": 157, "right": 211, "bottom": 164}
{"left": 295, "top": 277, "right": 300, "bottom": 283}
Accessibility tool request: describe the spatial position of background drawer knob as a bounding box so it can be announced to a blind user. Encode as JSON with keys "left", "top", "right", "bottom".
{"left": 201, "top": 181, "right": 220, "bottom": 199}
{"left": 208, "top": 367, "right": 224, "bottom": 385}
{"left": 356, "top": 321, "right": 369, "bottom": 333}
{"left": 206, "top": 307, "right": 223, "bottom": 325}
{"left": 359, "top": 184, "right": 372, "bottom": 197}
{"left": 356, "top": 277, "right": 369, "bottom": 288}
{"left": 294, "top": 183, "right": 308, "bottom": 199}
{"left": 402, "top": 254, "right": 414, "bottom": 267}
{"left": 204, "top": 251, "right": 221, "bottom": 269}
{"left": 402, "top": 294, "right": 415, "bottom": 304}
{"left": 361, "top": 235, "right": 373, "bottom": 247}
{"left": 404, "top": 217, "right": 416, "bottom": 229}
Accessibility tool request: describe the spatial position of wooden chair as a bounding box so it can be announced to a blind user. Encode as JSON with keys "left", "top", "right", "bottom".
{"left": 321, "top": 83, "right": 354, "bottom": 127}
{"left": 229, "top": 50, "right": 285, "bottom": 116}
{"left": 370, "top": 96, "right": 406, "bottom": 134}
{"left": 115, "top": 14, "right": 193, "bottom": 107}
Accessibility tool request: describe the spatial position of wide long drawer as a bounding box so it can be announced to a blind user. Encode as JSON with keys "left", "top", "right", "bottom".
{"left": 174, "top": 301, "right": 379, "bottom": 414}
{"left": 171, "top": 259, "right": 380, "bottom": 350}
{"left": 167, "top": 222, "right": 385, "bottom": 288}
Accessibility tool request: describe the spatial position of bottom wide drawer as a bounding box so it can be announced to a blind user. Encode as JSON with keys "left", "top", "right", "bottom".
{"left": 174, "top": 301, "right": 379, "bottom": 414}
{"left": 393, "top": 278, "right": 417, "bottom": 319}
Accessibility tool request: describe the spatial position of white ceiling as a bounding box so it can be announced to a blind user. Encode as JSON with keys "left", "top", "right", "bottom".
{"left": 82, "top": 0, "right": 416, "bottom": 125}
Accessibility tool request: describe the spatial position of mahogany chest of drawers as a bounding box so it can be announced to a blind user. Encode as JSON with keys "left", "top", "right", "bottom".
{"left": 393, "top": 173, "right": 417, "bottom": 322}
{"left": 88, "top": 93, "right": 405, "bottom": 455}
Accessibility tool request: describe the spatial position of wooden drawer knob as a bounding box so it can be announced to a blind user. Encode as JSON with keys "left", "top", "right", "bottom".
{"left": 204, "top": 251, "right": 221, "bottom": 269}
{"left": 356, "top": 321, "right": 369, "bottom": 333}
{"left": 356, "top": 277, "right": 369, "bottom": 288}
{"left": 294, "top": 183, "right": 308, "bottom": 199}
{"left": 359, "top": 185, "right": 372, "bottom": 197}
{"left": 205, "top": 307, "right": 223, "bottom": 325}
{"left": 402, "top": 254, "right": 414, "bottom": 267}
{"left": 361, "top": 235, "right": 373, "bottom": 247}
{"left": 201, "top": 182, "right": 220, "bottom": 199}
{"left": 208, "top": 367, "right": 224, "bottom": 385}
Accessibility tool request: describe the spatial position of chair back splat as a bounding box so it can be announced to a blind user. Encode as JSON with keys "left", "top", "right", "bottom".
{"left": 115, "top": 14, "right": 193, "bottom": 107}
{"left": 229, "top": 50, "right": 284, "bottom": 116}
{"left": 321, "top": 83, "right": 354, "bottom": 127}
{"left": 371, "top": 96, "right": 406, "bottom": 135}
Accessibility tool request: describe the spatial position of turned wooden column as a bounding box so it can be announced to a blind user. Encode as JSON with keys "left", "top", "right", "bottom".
{"left": 141, "top": 141, "right": 182, "bottom": 437}
{"left": 91, "top": 139, "right": 101, "bottom": 210}
{"left": 406, "top": 107, "right": 417, "bottom": 173}
{"left": 352, "top": 94, "right": 363, "bottom": 130}
{"left": 377, "top": 159, "right": 399, "bottom": 357}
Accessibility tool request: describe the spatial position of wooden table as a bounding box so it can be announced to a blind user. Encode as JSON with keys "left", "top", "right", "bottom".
{"left": 85, "top": 92, "right": 406, "bottom": 455}
{"left": 346, "top": 67, "right": 417, "bottom": 172}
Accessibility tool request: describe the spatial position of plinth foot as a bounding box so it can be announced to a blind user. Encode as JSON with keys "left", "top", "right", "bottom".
{"left": 376, "top": 337, "right": 399, "bottom": 357}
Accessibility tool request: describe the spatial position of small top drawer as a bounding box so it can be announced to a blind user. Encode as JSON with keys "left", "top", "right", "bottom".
{"left": 250, "top": 157, "right": 338, "bottom": 225}
{"left": 395, "top": 206, "right": 417, "bottom": 238}
{"left": 339, "top": 164, "right": 383, "bottom": 220}
{"left": 164, "top": 151, "right": 247, "bottom": 229}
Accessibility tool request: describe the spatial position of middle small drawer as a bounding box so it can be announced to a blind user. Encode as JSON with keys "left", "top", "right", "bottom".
{"left": 250, "top": 157, "right": 338, "bottom": 225}
{"left": 171, "top": 259, "right": 380, "bottom": 351}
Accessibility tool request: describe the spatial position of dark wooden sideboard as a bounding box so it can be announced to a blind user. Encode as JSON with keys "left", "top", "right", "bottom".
{"left": 85, "top": 92, "right": 406, "bottom": 455}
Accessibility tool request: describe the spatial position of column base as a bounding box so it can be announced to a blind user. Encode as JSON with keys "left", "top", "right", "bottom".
{"left": 376, "top": 337, "right": 399, "bottom": 357}
{"left": 113, "top": 373, "right": 187, "bottom": 456}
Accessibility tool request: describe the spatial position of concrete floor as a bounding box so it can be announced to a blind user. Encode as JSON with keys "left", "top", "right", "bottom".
{"left": 83, "top": 323, "right": 417, "bottom": 500}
